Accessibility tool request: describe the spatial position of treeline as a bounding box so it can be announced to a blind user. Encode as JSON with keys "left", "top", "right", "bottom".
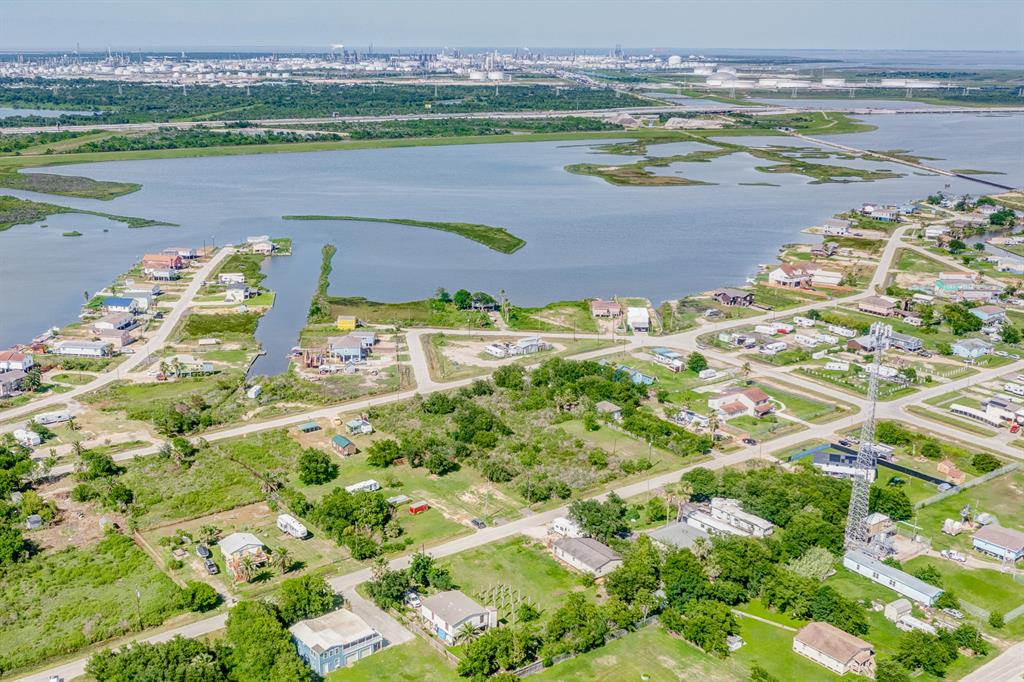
{"left": 0, "top": 129, "right": 97, "bottom": 153}
{"left": 0, "top": 79, "right": 644, "bottom": 126}
{"left": 287, "top": 116, "right": 622, "bottom": 139}
{"left": 72, "top": 127, "right": 344, "bottom": 153}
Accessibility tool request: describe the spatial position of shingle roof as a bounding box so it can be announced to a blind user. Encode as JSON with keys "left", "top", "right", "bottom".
{"left": 794, "top": 621, "right": 873, "bottom": 664}
{"left": 421, "top": 590, "right": 487, "bottom": 626}
{"left": 974, "top": 524, "right": 1024, "bottom": 553}
{"left": 219, "top": 532, "right": 263, "bottom": 557}
{"left": 554, "top": 537, "right": 621, "bottom": 571}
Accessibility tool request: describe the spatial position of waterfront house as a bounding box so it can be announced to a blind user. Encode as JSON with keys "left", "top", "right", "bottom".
{"left": 326, "top": 335, "right": 364, "bottom": 362}
{"left": 768, "top": 263, "right": 815, "bottom": 288}
{"left": 843, "top": 550, "right": 943, "bottom": 605}
{"left": 812, "top": 269, "right": 843, "bottom": 287}
{"left": 102, "top": 297, "right": 139, "bottom": 314}
{"left": 96, "top": 328, "right": 134, "bottom": 350}
{"left": 331, "top": 435, "right": 357, "bottom": 456}
{"left": 163, "top": 247, "right": 197, "bottom": 259}
{"left": 251, "top": 240, "right": 275, "bottom": 255}
{"left": 290, "top": 609, "right": 382, "bottom": 674}
{"left": 0, "top": 370, "right": 26, "bottom": 398}
{"left": 147, "top": 268, "right": 179, "bottom": 281}
{"left": 821, "top": 218, "right": 851, "bottom": 236}
{"left": 972, "top": 525, "right": 1024, "bottom": 562}
{"left": 420, "top": 590, "right": 497, "bottom": 645}
{"left": 167, "top": 354, "right": 214, "bottom": 376}
{"left": 952, "top": 338, "right": 993, "bottom": 360}
{"left": 349, "top": 331, "right": 378, "bottom": 349}
{"left": 143, "top": 253, "right": 183, "bottom": 270}
{"left": 589, "top": 299, "right": 622, "bottom": 317}
{"left": 225, "top": 284, "right": 256, "bottom": 303}
{"left": 627, "top": 307, "right": 650, "bottom": 332}
{"left": 793, "top": 622, "right": 875, "bottom": 679}
{"left": 0, "top": 350, "right": 33, "bottom": 372}
{"left": 711, "top": 288, "right": 754, "bottom": 307}
{"left": 218, "top": 272, "right": 246, "bottom": 285}
{"left": 92, "top": 312, "right": 136, "bottom": 332}
{"left": 52, "top": 340, "right": 112, "bottom": 357}
{"left": 552, "top": 537, "right": 622, "bottom": 577}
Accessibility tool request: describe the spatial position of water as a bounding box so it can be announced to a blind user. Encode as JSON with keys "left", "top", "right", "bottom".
{"left": 749, "top": 98, "right": 964, "bottom": 110}
{"left": 1, "top": 112, "right": 1021, "bottom": 370}
{"left": 0, "top": 107, "right": 97, "bottom": 118}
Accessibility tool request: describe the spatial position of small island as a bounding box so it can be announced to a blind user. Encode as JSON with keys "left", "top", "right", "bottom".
{"left": 282, "top": 214, "right": 526, "bottom": 254}
{"left": 61, "top": 230, "right": 83, "bottom": 237}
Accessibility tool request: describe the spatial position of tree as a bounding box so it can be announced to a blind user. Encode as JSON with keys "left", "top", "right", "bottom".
{"left": 297, "top": 448, "right": 338, "bottom": 485}
{"left": 896, "top": 630, "right": 958, "bottom": 677}
{"left": 662, "top": 548, "right": 711, "bottom": 608}
{"left": 493, "top": 364, "right": 526, "bottom": 390}
{"left": 919, "top": 440, "right": 942, "bottom": 459}
{"left": 198, "top": 524, "right": 221, "bottom": 544}
{"left": 568, "top": 492, "right": 628, "bottom": 543}
{"left": 452, "top": 289, "right": 472, "bottom": 309}
{"left": 178, "top": 581, "right": 219, "bottom": 612}
{"left": 454, "top": 621, "right": 481, "bottom": 645}
{"left": 674, "top": 601, "right": 739, "bottom": 657}
{"left": 912, "top": 564, "right": 943, "bottom": 587}
{"left": 1001, "top": 325, "right": 1021, "bottom": 345}
{"left": 366, "top": 560, "right": 411, "bottom": 609}
{"left": 947, "top": 239, "right": 967, "bottom": 254}
{"left": 225, "top": 601, "right": 311, "bottom": 682}
{"left": 785, "top": 546, "right": 835, "bottom": 580}
{"left": 21, "top": 366, "right": 42, "bottom": 392}
{"left": 971, "top": 452, "right": 1001, "bottom": 474}
{"left": 278, "top": 575, "right": 336, "bottom": 624}
{"left": 810, "top": 586, "right": 868, "bottom": 635}
{"left": 869, "top": 486, "right": 913, "bottom": 521}
{"left": 749, "top": 666, "right": 780, "bottom": 682}
{"left": 273, "top": 547, "right": 293, "bottom": 574}
{"left": 605, "top": 535, "right": 661, "bottom": 604}
{"left": 425, "top": 451, "right": 458, "bottom": 476}
{"left": 875, "top": 659, "right": 911, "bottom": 682}
{"left": 942, "top": 303, "right": 982, "bottom": 335}
{"left": 687, "top": 352, "right": 708, "bottom": 373}
{"left": 435, "top": 287, "right": 451, "bottom": 303}
{"left": 238, "top": 555, "right": 258, "bottom": 582}
{"left": 87, "top": 636, "right": 230, "bottom": 682}
{"left": 681, "top": 467, "right": 717, "bottom": 501}
{"left": 952, "top": 624, "right": 988, "bottom": 655}
{"left": 0, "top": 523, "right": 29, "bottom": 566}
{"left": 366, "top": 439, "right": 401, "bottom": 467}
{"left": 989, "top": 611, "right": 1005, "bottom": 629}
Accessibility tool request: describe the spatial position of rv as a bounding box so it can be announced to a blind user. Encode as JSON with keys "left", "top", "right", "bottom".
{"left": 276, "top": 514, "right": 308, "bottom": 539}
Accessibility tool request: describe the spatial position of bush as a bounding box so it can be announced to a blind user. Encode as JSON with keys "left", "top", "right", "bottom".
{"left": 971, "top": 452, "right": 1001, "bottom": 474}
{"left": 178, "top": 581, "right": 219, "bottom": 612}
{"left": 989, "top": 611, "right": 1005, "bottom": 629}
{"left": 297, "top": 448, "right": 338, "bottom": 485}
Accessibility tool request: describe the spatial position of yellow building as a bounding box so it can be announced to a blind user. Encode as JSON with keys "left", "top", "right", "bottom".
{"left": 336, "top": 315, "right": 357, "bottom": 331}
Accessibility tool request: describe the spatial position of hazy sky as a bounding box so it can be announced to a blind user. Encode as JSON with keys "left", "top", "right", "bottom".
{"left": 2, "top": 0, "right": 1022, "bottom": 52}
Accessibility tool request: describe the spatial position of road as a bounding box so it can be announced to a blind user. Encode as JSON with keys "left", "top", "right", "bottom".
{"left": 1, "top": 247, "right": 235, "bottom": 427}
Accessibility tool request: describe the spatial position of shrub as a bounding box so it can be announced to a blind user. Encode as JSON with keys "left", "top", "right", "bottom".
{"left": 297, "top": 448, "right": 338, "bottom": 485}
{"left": 178, "top": 581, "right": 219, "bottom": 612}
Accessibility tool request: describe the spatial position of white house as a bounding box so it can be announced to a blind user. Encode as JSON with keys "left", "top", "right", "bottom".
{"left": 552, "top": 516, "right": 584, "bottom": 538}
{"left": 707, "top": 387, "right": 775, "bottom": 419}
{"left": 627, "top": 307, "right": 650, "bottom": 332}
{"left": 827, "top": 324, "right": 857, "bottom": 338}
{"left": 552, "top": 537, "right": 622, "bottom": 577}
{"left": 218, "top": 272, "right": 246, "bottom": 285}
{"left": 811, "top": 269, "right": 843, "bottom": 287}
{"left": 952, "top": 338, "right": 992, "bottom": 360}
{"left": 821, "top": 218, "right": 852, "bottom": 236}
{"left": 0, "top": 350, "right": 33, "bottom": 372}
{"left": 793, "top": 622, "right": 875, "bottom": 679}
{"left": 344, "top": 479, "right": 380, "bottom": 494}
{"left": 420, "top": 590, "right": 497, "bottom": 644}
{"left": 52, "top": 340, "right": 112, "bottom": 357}
{"left": 290, "top": 609, "right": 382, "bottom": 674}
{"left": 972, "top": 524, "right": 1024, "bottom": 562}
{"left": 842, "top": 551, "right": 943, "bottom": 605}
{"left": 709, "top": 497, "right": 774, "bottom": 537}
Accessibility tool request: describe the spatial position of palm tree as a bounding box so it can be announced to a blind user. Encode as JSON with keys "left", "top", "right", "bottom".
{"left": 238, "top": 554, "right": 257, "bottom": 582}
{"left": 66, "top": 416, "right": 79, "bottom": 432}
{"left": 258, "top": 471, "right": 283, "bottom": 496}
{"left": 273, "top": 547, "right": 292, "bottom": 574}
{"left": 707, "top": 414, "right": 720, "bottom": 444}
{"left": 198, "top": 524, "right": 220, "bottom": 545}
{"left": 454, "top": 622, "right": 480, "bottom": 646}
{"left": 741, "top": 362, "right": 752, "bottom": 384}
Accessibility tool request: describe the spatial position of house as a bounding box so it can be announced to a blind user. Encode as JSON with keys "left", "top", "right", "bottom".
{"left": 420, "top": 590, "right": 497, "bottom": 644}
{"left": 847, "top": 335, "right": 876, "bottom": 353}
{"left": 336, "top": 315, "right": 358, "bottom": 332}
{"left": 707, "top": 386, "right": 774, "bottom": 419}
{"left": 147, "top": 268, "right": 179, "bottom": 281}
{"left": 614, "top": 364, "right": 656, "bottom": 386}
{"left": 346, "top": 418, "right": 373, "bottom": 435}
{"left": 709, "top": 497, "right": 774, "bottom": 537}
{"left": 970, "top": 305, "right": 1007, "bottom": 325}
{"left": 219, "top": 532, "right": 267, "bottom": 580}
{"left": 952, "top": 338, "right": 992, "bottom": 360}
{"left": 218, "top": 272, "right": 246, "bottom": 285}
{"left": 0, "top": 370, "right": 26, "bottom": 398}
{"left": 225, "top": 284, "right": 256, "bottom": 303}
{"left": 331, "top": 435, "right": 357, "bottom": 456}
{"left": 251, "top": 240, "right": 275, "bottom": 255}
{"left": 843, "top": 550, "right": 944, "bottom": 605}
{"left": 812, "top": 269, "right": 844, "bottom": 287}
{"left": 822, "top": 218, "right": 852, "bottom": 236}
{"left": 888, "top": 332, "right": 923, "bottom": 353}
{"left": 647, "top": 521, "right": 709, "bottom": 551}
{"left": 793, "top": 622, "right": 876, "bottom": 679}
{"left": 0, "top": 350, "right": 33, "bottom": 372}
{"left": 344, "top": 479, "right": 380, "bottom": 494}
{"left": 510, "top": 336, "right": 547, "bottom": 356}
{"left": 246, "top": 235, "right": 270, "bottom": 245}
{"left": 52, "top": 340, "right": 111, "bottom": 357}
{"left": 811, "top": 449, "right": 876, "bottom": 482}
{"left": 290, "top": 609, "right": 382, "bottom": 674}
{"left": 883, "top": 599, "right": 912, "bottom": 623}
{"left": 627, "top": 307, "right": 650, "bottom": 332}
{"left": 651, "top": 347, "right": 684, "bottom": 371}
{"left": 96, "top": 328, "right": 134, "bottom": 350}
{"left": 102, "top": 297, "right": 139, "bottom": 314}
{"left": 92, "top": 313, "right": 136, "bottom": 332}
{"left": 590, "top": 299, "right": 622, "bottom": 317}
{"left": 828, "top": 324, "right": 857, "bottom": 338}
{"left": 924, "top": 225, "right": 950, "bottom": 240}
{"left": 166, "top": 354, "right": 214, "bottom": 376}
{"left": 768, "top": 263, "right": 815, "bottom": 288}
{"left": 349, "top": 331, "right": 378, "bottom": 349}
{"left": 297, "top": 421, "right": 321, "bottom": 433}
{"left": 327, "top": 336, "right": 365, "bottom": 362}
{"left": 13, "top": 428, "right": 42, "bottom": 447}
{"left": 972, "top": 524, "right": 1024, "bottom": 562}
{"left": 143, "top": 253, "right": 184, "bottom": 271}
{"left": 712, "top": 288, "right": 754, "bottom": 307}
{"left": 163, "top": 247, "right": 197, "bottom": 259}
{"left": 552, "top": 537, "right": 622, "bottom": 577}
{"left": 858, "top": 296, "right": 898, "bottom": 317}
{"left": 552, "top": 516, "right": 583, "bottom": 538}
{"left": 594, "top": 400, "right": 622, "bottom": 421}
{"left": 34, "top": 410, "right": 71, "bottom": 425}
{"left": 937, "top": 458, "right": 967, "bottom": 485}
{"left": 277, "top": 514, "right": 309, "bottom": 539}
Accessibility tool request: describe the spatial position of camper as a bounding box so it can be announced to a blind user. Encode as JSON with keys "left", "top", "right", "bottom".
{"left": 276, "top": 514, "right": 308, "bottom": 539}
{"left": 1004, "top": 383, "right": 1024, "bottom": 397}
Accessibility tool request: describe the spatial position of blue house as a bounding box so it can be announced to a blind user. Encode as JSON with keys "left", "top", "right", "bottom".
{"left": 972, "top": 525, "right": 1024, "bottom": 562}
{"left": 952, "top": 338, "right": 993, "bottom": 360}
{"left": 102, "top": 296, "right": 138, "bottom": 313}
{"left": 289, "top": 609, "right": 382, "bottom": 674}
{"left": 615, "top": 364, "right": 657, "bottom": 386}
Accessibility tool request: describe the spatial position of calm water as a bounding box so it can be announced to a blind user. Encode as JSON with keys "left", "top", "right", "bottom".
{"left": 1, "top": 112, "right": 1021, "bottom": 372}
{"left": 750, "top": 98, "right": 963, "bottom": 110}
{"left": 0, "top": 107, "right": 97, "bottom": 118}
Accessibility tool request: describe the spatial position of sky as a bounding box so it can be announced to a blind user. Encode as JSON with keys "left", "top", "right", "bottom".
{"left": 1, "top": 0, "right": 1022, "bottom": 52}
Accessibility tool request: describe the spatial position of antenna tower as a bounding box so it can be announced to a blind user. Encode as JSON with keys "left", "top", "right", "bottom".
{"left": 844, "top": 322, "right": 891, "bottom": 554}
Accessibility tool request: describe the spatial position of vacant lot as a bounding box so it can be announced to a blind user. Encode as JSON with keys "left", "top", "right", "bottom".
{"left": 0, "top": 533, "right": 185, "bottom": 674}
{"left": 180, "top": 312, "right": 261, "bottom": 340}
{"left": 914, "top": 468, "right": 1024, "bottom": 552}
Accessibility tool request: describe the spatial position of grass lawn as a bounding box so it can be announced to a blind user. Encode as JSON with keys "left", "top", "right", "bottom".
{"left": 323, "top": 297, "right": 492, "bottom": 329}
{"left": 507, "top": 300, "right": 599, "bottom": 333}
{"left": 49, "top": 372, "right": 95, "bottom": 385}
{"left": 326, "top": 637, "right": 457, "bottom": 682}
{"left": 179, "top": 312, "right": 260, "bottom": 340}
{"left": 755, "top": 381, "right": 847, "bottom": 423}
{"left": 877, "top": 468, "right": 937, "bottom": 505}
{"left": 0, "top": 533, "right": 185, "bottom": 674}
{"left": 531, "top": 624, "right": 746, "bottom": 682}
{"left": 733, "top": 617, "right": 843, "bottom": 681}
{"left": 895, "top": 248, "right": 946, "bottom": 273}
{"left": 903, "top": 556, "right": 1024, "bottom": 615}
{"left": 728, "top": 414, "right": 805, "bottom": 441}
{"left": 440, "top": 537, "right": 593, "bottom": 625}
{"left": 555, "top": 419, "right": 681, "bottom": 472}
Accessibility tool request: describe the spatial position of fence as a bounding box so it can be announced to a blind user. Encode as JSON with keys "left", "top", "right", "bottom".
{"left": 513, "top": 615, "right": 659, "bottom": 678}
{"left": 914, "top": 463, "right": 1020, "bottom": 510}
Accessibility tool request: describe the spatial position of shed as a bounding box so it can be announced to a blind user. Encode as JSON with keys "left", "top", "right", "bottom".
{"left": 298, "top": 421, "right": 322, "bottom": 433}
{"left": 25, "top": 514, "right": 43, "bottom": 530}
{"left": 331, "top": 435, "right": 357, "bottom": 456}
{"left": 409, "top": 501, "right": 430, "bottom": 515}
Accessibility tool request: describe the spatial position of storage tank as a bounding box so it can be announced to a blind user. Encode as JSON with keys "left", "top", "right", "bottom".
{"left": 667, "top": 55, "right": 682, "bottom": 66}
{"left": 822, "top": 78, "right": 846, "bottom": 87}
{"left": 487, "top": 70, "right": 506, "bottom": 81}
{"left": 468, "top": 70, "right": 486, "bottom": 80}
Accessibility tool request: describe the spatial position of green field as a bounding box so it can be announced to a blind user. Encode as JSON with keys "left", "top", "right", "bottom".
{"left": 914, "top": 469, "right": 1024, "bottom": 553}
{"left": 0, "top": 194, "right": 175, "bottom": 232}
{"left": 50, "top": 372, "right": 95, "bottom": 385}
{"left": 895, "top": 248, "right": 946, "bottom": 273}
{"left": 179, "top": 312, "right": 261, "bottom": 339}
{"left": 326, "top": 637, "right": 457, "bottom": 682}
{"left": 313, "top": 297, "right": 492, "bottom": 330}
{"left": 507, "top": 300, "right": 599, "bottom": 332}
{"left": 756, "top": 382, "right": 847, "bottom": 423}
{"left": 903, "top": 556, "right": 1024, "bottom": 614}
{"left": 0, "top": 533, "right": 185, "bottom": 674}
{"left": 0, "top": 170, "right": 138, "bottom": 199}
{"left": 283, "top": 215, "right": 525, "bottom": 254}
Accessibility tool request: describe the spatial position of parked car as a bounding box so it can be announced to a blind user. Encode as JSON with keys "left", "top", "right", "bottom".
{"left": 742, "top": 438, "right": 757, "bottom": 446}
{"left": 204, "top": 558, "right": 218, "bottom": 575}
{"left": 196, "top": 544, "right": 211, "bottom": 559}
{"left": 995, "top": 350, "right": 1010, "bottom": 358}
{"left": 942, "top": 607, "right": 964, "bottom": 619}
{"left": 405, "top": 591, "right": 421, "bottom": 608}
{"left": 470, "top": 518, "right": 486, "bottom": 529}
{"left": 917, "top": 350, "right": 932, "bottom": 358}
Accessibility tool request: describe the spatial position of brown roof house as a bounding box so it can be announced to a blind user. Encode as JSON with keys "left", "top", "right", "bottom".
{"left": 589, "top": 299, "right": 622, "bottom": 318}
{"left": 793, "top": 622, "right": 875, "bottom": 678}
{"left": 707, "top": 386, "right": 774, "bottom": 419}
{"left": 711, "top": 288, "right": 754, "bottom": 307}
{"left": 858, "top": 295, "right": 898, "bottom": 317}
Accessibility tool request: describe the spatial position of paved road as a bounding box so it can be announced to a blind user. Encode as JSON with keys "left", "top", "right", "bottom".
{"left": 1, "top": 247, "right": 235, "bottom": 427}
{"left": 962, "top": 640, "right": 1024, "bottom": 682}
